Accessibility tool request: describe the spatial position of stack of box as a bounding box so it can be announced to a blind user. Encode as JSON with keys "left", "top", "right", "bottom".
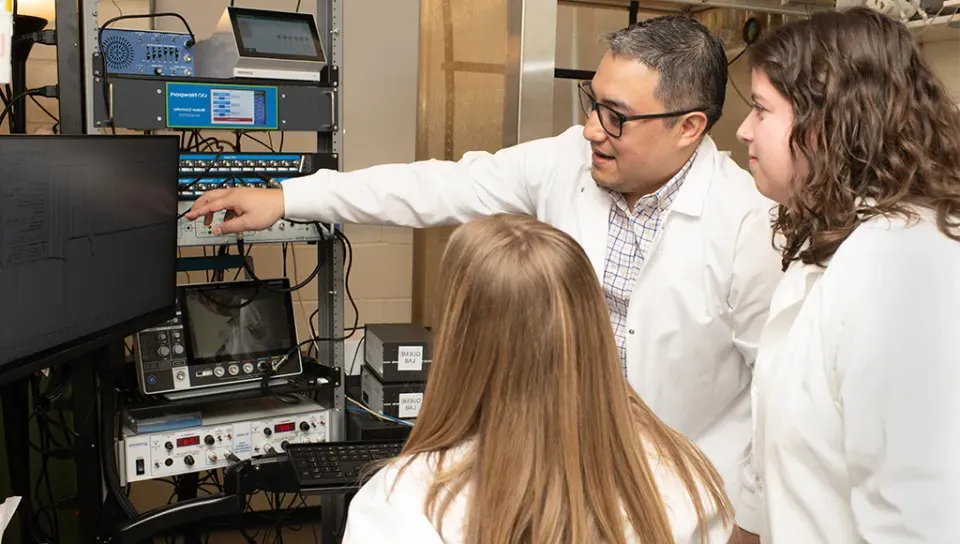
{"left": 360, "top": 323, "right": 431, "bottom": 422}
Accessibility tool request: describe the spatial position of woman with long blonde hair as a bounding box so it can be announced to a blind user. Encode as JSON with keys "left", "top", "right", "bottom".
{"left": 342, "top": 213, "right": 733, "bottom": 543}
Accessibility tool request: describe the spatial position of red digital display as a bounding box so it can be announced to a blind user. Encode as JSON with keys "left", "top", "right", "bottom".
{"left": 177, "top": 436, "right": 200, "bottom": 447}
{"left": 274, "top": 422, "right": 296, "bottom": 433}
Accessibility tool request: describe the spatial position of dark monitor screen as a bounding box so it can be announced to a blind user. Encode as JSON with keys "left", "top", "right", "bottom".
{"left": 230, "top": 7, "right": 325, "bottom": 62}
{"left": 179, "top": 279, "right": 298, "bottom": 364}
{"left": 0, "top": 135, "right": 180, "bottom": 376}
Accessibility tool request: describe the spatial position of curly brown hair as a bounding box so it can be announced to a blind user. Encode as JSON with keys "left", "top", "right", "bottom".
{"left": 748, "top": 7, "right": 960, "bottom": 270}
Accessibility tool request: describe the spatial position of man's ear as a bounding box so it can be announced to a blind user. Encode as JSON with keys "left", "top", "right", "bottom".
{"left": 677, "top": 112, "right": 709, "bottom": 147}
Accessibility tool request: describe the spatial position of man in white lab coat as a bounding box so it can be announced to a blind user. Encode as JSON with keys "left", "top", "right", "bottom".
{"left": 187, "top": 15, "right": 780, "bottom": 539}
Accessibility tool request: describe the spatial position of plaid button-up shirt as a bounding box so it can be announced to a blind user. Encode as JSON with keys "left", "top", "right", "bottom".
{"left": 601, "top": 153, "right": 697, "bottom": 373}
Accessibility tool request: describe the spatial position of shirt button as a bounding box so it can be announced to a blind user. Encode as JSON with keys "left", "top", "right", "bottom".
{"left": 628, "top": 329, "right": 635, "bottom": 335}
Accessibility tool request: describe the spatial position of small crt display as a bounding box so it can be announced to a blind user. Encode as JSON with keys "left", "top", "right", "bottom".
{"left": 274, "top": 422, "right": 296, "bottom": 433}
{"left": 177, "top": 436, "right": 200, "bottom": 447}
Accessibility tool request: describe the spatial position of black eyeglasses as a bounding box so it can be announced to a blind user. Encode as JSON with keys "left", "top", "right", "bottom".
{"left": 578, "top": 81, "right": 709, "bottom": 139}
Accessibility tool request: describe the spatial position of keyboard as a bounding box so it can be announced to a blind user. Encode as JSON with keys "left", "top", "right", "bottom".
{"left": 285, "top": 440, "right": 406, "bottom": 489}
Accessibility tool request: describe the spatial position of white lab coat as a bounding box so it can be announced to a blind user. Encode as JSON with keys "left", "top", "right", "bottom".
{"left": 341, "top": 441, "right": 733, "bottom": 543}
{"left": 282, "top": 125, "right": 782, "bottom": 525}
{"left": 744, "top": 211, "right": 960, "bottom": 542}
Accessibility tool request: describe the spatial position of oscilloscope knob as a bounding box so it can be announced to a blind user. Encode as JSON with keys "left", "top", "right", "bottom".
{"left": 157, "top": 346, "right": 171, "bottom": 357}
{"left": 173, "top": 345, "right": 184, "bottom": 356}
{"left": 175, "top": 371, "right": 186, "bottom": 381}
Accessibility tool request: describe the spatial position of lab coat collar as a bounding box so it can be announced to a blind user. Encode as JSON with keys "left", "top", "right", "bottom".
{"left": 573, "top": 135, "right": 720, "bottom": 281}
{"left": 764, "top": 258, "right": 826, "bottom": 334}
{"left": 669, "top": 136, "right": 719, "bottom": 218}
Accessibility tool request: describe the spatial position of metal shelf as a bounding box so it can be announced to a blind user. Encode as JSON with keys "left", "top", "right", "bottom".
{"left": 907, "top": 11, "right": 960, "bottom": 43}
{"left": 39, "top": 1, "right": 350, "bottom": 544}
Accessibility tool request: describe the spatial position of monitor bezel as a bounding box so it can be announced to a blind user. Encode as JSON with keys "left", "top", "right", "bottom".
{"left": 228, "top": 7, "right": 326, "bottom": 63}
{"left": 178, "top": 278, "right": 300, "bottom": 365}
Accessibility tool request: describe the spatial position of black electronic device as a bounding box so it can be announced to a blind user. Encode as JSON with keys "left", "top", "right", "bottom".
{"left": 177, "top": 152, "right": 337, "bottom": 200}
{"left": 363, "top": 323, "right": 432, "bottom": 383}
{"left": 361, "top": 365, "right": 425, "bottom": 420}
{"left": 285, "top": 440, "right": 405, "bottom": 491}
{"left": 0, "top": 135, "right": 180, "bottom": 384}
{"left": 176, "top": 151, "right": 337, "bottom": 247}
{"left": 346, "top": 409, "right": 413, "bottom": 442}
{"left": 134, "top": 279, "right": 303, "bottom": 398}
{"left": 100, "top": 76, "right": 338, "bottom": 132}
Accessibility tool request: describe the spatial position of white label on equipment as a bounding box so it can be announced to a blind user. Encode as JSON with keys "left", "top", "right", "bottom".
{"left": 397, "top": 346, "right": 423, "bottom": 371}
{"left": 398, "top": 393, "right": 423, "bottom": 419}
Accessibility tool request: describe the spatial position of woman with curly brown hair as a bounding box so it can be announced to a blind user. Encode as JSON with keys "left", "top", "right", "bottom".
{"left": 734, "top": 6, "right": 960, "bottom": 543}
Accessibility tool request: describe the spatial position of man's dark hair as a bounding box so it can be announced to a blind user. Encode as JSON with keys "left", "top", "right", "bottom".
{"left": 603, "top": 15, "right": 727, "bottom": 129}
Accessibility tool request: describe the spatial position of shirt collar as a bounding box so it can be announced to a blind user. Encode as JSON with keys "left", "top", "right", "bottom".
{"left": 603, "top": 150, "right": 697, "bottom": 215}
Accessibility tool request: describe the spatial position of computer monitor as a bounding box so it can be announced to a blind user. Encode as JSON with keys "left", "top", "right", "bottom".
{"left": 0, "top": 135, "right": 180, "bottom": 384}
{"left": 178, "top": 279, "right": 299, "bottom": 365}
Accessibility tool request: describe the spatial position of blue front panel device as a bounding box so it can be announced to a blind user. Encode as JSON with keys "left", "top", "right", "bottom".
{"left": 100, "top": 28, "right": 195, "bottom": 77}
{"left": 166, "top": 82, "right": 279, "bottom": 130}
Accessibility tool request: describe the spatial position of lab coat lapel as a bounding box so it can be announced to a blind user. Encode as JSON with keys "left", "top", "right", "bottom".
{"left": 576, "top": 168, "right": 612, "bottom": 282}
{"left": 669, "top": 137, "right": 717, "bottom": 218}
{"left": 633, "top": 138, "right": 715, "bottom": 280}
{"left": 762, "top": 261, "right": 825, "bottom": 341}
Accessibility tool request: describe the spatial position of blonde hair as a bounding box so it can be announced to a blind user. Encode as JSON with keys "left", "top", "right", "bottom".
{"left": 395, "top": 214, "right": 732, "bottom": 543}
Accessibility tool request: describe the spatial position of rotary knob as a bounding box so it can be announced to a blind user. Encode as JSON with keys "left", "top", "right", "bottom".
{"left": 158, "top": 346, "right": 171, "bottom": 357}
{"left": 184, "top": 455, "right": 195, "bottom": 466}
{"left": 263, "top": 427, "right": 272, "bottom": 436}
{"left": 164, "top": 458, "right": 173, "bottom": 467}
{"left": 173, "top": 344, "right": 184, "bottom": 356}
{"left": 204, "top": 435, "right": 215, "bottom": 446}
{"left": 214, "top": 366, "right": 225, "bottom": 377}
{"left": 164, "top": 441, "right": 173, "bottom": 451}
{"left": 299, "top": 422, "right": 310, "bottom": 432}
{"left": 228, "top": 365, "right": 240, "bottom": 376}
{"left": 175, "top": 371, "right": 186, "bottom": 381}
{"left": 242, "top": 362, "right": 254, "bottom": 374}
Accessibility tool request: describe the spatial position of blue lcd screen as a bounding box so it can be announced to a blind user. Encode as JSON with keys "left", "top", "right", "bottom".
{"left": 166, "top": 82, "right": 278, "bottom": 130}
